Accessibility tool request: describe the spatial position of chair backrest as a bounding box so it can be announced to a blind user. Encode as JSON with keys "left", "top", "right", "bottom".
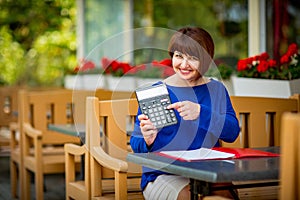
{"left": 65, "top": 88, "right": 135, "bottom": 126}
{"left": 88, "top": 97, "right": 140, "bottom": 178}
{"left": 95, "top": 88, "right": 136, "bottom": 101}
{"left": 19, "top": 89, "right": 83, "bottom": 145}
{"left": 290, "top": 93, "right": 300, "bottom": 112}
{"left": 0, "top": 86, "right": 20, "bottom": 127}
{"left": 18, "top": 87, "right": 137, "bottom": 146}
{"left": 222, "top": 96, "right": 298, "bottom": 148}
{"left": 280, "top": 113, "right": 300, "bottom": 200}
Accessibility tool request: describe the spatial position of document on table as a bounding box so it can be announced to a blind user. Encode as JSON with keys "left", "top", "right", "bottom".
{"left": 158, "top": 148, "right": 235, "bottom": 161}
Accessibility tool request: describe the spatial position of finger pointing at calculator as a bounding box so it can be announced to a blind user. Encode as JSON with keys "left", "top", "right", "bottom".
{"left": 138, "top": 114, "right": 158, "bottom": 145}
{"left": 167, "top": 101, "right": 200, "bottom": 121}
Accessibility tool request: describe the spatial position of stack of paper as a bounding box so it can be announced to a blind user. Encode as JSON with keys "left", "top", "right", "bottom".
{"left": 158, "top": 148, "right": 235, "bottom": 161}
{"left": 158, "top": 147, "right": 280, "bottom": 162}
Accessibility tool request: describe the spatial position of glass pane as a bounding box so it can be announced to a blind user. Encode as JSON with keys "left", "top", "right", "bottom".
{"left": 133, "top": 0, "right": 248, "bottom": 68}
{"left": 84, "top": 0, "right": 127, "bottom": 65}
{"left": 266, "top": 0, "right": 300, "bottom": 60}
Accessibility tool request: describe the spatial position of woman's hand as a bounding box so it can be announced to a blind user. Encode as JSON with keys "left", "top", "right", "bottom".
{"left": 167, "top": 101, "right": 200, "bottom": 120}
{"left": 138, "top": 114, "right": 158, "bottom": 146}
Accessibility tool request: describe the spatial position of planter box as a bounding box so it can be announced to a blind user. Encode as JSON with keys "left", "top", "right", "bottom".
{"left": 82, "top": 74, "right": 105, "bottom": 90}
{"left": 64, "top": 74, "right": 105, "bottom": 90}
{"left": 64, "top": 75, "right": 84, "bottom": 90}
{"left": 232, "top": 76, "right": 300, "bottom": 98}
{"left": 222, "top": 79, "right": 234, "bottom": 96}
{"left": 105, "top": 75, "right": 137, "bottom": 91}
{"left": 136, "top": 78, "right": 162, "bottom": 88}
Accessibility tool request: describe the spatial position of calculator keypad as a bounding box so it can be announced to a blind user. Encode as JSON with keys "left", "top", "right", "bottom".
{"left": 140, "top": 95, "right": 177, "bottom": 128}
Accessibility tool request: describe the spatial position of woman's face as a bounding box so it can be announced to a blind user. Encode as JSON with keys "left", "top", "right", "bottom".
{"left": 172, "top": 51, "right": 201, "bottom": 82}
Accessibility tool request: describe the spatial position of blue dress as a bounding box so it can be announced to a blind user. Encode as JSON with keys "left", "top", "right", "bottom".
{"left": 130, "top": 79, "right": 240, "bottom": 190}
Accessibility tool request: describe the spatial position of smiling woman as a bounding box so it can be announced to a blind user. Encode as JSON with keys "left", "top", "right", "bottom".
{"left": 130, "top": 26, "right": 240, "bottom": 200}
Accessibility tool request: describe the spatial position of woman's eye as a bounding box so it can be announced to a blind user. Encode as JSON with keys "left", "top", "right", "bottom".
{"left": 190, "top": 56, "right": 199, "bottom": 61}
{"left": 174, "top": 53, "right": 183, "bottom": 58}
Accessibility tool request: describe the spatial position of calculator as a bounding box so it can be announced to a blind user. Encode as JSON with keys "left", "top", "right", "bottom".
{"left": 135, "top": 83, "right": 178, "bottom": 128}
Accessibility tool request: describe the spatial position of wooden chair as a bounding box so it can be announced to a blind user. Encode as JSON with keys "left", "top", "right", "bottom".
{"left": 0, "top": 86, "right": 20, "bottom": 156}
{"left": 9, "top": 87, "right": 69, "bottom": 199}
{"left": 19, "top": 89, "right": 87, "bottom": 200}
{"left": 0, "top": 86, "right": 19, "bottom": 127}
{"left": 290, "top": 93, "right": 300, "bottom": 112}
{"left": 220, "top": 96, "right": 298, "bottom": 199}
{"left": 222, "top": 96, "right": 298, "bottom": 148}
{"left": 87, "top": 97, "right": 143, "bottom": 200}
{"left": 65, "top": 141, "right": 91, "bottom": 199}
{"left": 9, "top": 120, "right": 21, "bottom": 198}
{"left": 0, "top": 86, "right": 21, "bottom": 198}
{"left": 280, "top": 113, "right": 300, "bottom": 200}
{"left": 64, "top": 89, "right": 136, "bottom": 200}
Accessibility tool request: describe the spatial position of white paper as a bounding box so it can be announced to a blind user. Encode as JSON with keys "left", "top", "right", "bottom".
{"left": 159, "top": 148, "right": 235, "bottom": 161}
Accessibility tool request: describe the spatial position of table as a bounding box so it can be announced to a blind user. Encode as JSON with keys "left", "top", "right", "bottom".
{"left": 48, "top": 123, "right": 133, "bottom": 144}
{"left": 127, "top": 146, "right": 280, "bottom": 200}
{"left": 48, "top": 123, "right": 85, "bottom": 143}
{"left": 48, "top": 123, "right": 133, "bottom": 180}
{"left": 48, "top": 123, "right": 86, "bottom": 179}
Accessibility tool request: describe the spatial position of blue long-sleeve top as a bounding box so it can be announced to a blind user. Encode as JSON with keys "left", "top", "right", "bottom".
{"left": 130, "top": 79, "right": 240, "bottom": 190}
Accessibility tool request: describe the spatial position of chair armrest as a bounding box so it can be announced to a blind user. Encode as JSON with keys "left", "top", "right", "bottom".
{"left": 91, "top": 146, "right": 128, "bottom": 172}
{"left": 23, "top": 123, "right": 42, "bottom": 139}
{"left": 64, "top": 143, "right": 86, "bottom": 156}
{"left": 9, "top": 122, "right": 19, "bottom": 149}
{"left": 9, "top": 122, "right": 19, "bottom": 131}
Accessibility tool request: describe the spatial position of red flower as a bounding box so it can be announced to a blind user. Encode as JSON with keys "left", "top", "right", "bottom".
{"left": 280, "top": 55, "right": 290, "bottom": 64}
{"left": 119, "top": 62, "right": 132, "bottom": 74}
{"left": 286, "top": 43, "right": 298, "bottom": 56}
{"left": 257, "top": 60, "right": 269, "bottom": 73}
{"left": 237, "top": 43, "right": 300, "bottom": 80}
{"left": 152, "top": 58, "right": 172, "bottom": 67}
{"left": 259, "top": 52, "right": 269, "bottom": 61}
{"left": 101, "top": 57, "right": 134, "bottom": 76}
{"left": 280, "top": 43, "right": 299, "bottom": 64}
{"left": 268, "top": 59, "right": 277, "bottom": 68}
{"left": 74, "top": 59, "right": 96, "bottom": 72}
{"left": 237, "top": 59, "right": 250, "bottom": 71}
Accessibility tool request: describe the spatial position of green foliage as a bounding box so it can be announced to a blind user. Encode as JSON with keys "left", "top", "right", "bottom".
{"left": 0, "top": 0, "right": 76, "bottom": 86}
{"left": 0, "top": 26, "right": 26, "bottom": 85}
{"left": 206, "top": 63, "right": 234, "bottom": 80}
{"left": 134, "top": 66, "right": 163, "bottom": 78}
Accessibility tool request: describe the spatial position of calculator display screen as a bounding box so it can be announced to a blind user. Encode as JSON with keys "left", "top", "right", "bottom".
{"left": 135, "top": 83, "right": 178, "bottom": 128}
{"left": 135, "top": 84, "right": 168, "bottom": 100}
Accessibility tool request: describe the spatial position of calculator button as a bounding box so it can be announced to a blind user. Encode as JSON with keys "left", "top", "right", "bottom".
{"left": 138, "top": 94, "right": 177, "bottom": 128}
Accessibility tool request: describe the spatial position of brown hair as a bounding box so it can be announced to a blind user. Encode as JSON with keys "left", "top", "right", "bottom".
{"left": 168, "top": 27, "right": 215, "bottom": 75}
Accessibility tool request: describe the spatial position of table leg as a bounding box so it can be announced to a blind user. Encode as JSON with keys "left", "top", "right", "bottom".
{"left": 81, "top": 154, "right": 85, "bottom": 180}
{"left": 79, "top": 132, "right": 85, "bottom": 180}
{"left": 189, "top": 179, "right": 211, "bottom": 200}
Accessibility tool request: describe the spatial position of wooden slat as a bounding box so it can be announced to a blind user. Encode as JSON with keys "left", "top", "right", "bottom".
{"left": 223, "top": 96, "right": 298, "bottom": 148}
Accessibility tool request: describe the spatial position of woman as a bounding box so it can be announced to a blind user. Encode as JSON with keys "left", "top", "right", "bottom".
{"left": 130, "top": 27, "right": 240, "bottom": 199}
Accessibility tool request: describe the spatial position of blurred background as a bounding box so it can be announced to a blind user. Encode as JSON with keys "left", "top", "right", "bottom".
{"left": 0, "top": 0, "right": 299, "bottom": 87}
